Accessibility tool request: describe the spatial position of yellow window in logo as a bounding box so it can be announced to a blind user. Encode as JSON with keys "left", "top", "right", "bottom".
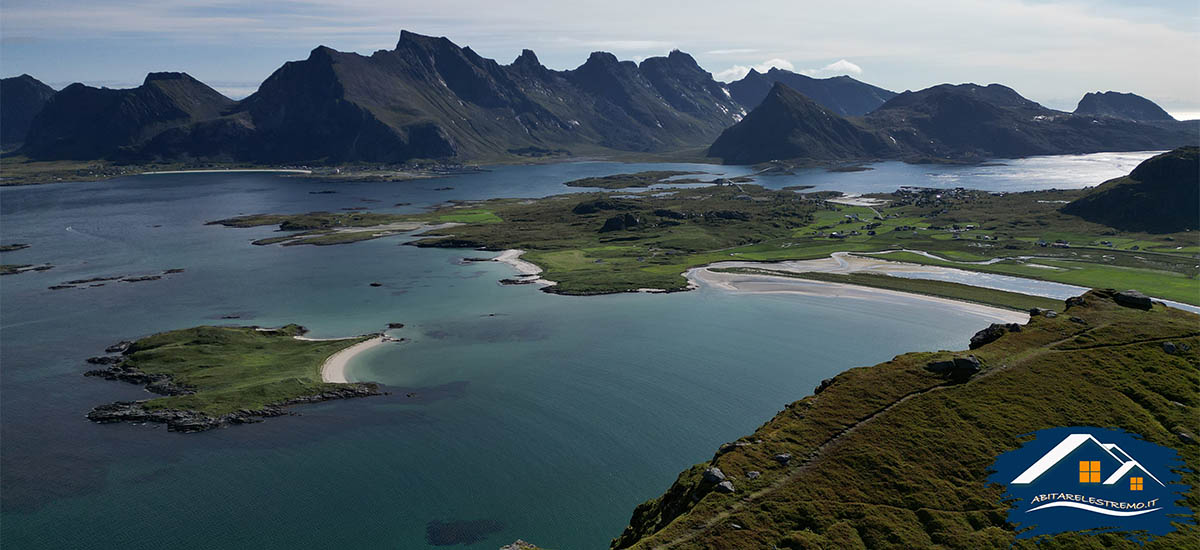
{"left": 1079, "top": 461, "right": 1101, "bottom": 483}
{"left": 1131, "top": 477, "right": 1143, "bottom": 491}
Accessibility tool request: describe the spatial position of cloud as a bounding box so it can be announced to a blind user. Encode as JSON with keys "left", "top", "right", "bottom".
{"left": 705, "top": 48, "right": 759, "bottom": 55}
{"left": 712, "top": 58, "right": 795, "bottom": 82}
{"left": 801, "top": 59, "right": 863, "bottom": 77}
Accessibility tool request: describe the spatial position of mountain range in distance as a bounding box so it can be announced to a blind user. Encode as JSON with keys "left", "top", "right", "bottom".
{"left": 2, "top": 30, "right": 1196, "bottom": 166}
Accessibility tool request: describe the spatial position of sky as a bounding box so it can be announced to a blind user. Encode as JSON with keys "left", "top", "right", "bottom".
{"left": 2, "top": 0, "right": 1198, "bottom": 117}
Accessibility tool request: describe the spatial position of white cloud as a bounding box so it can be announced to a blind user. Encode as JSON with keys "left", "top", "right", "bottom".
{"left": 801, "top": 59, "right": 863, "bottom": 77}
{"left": 712, "top": 58, "right": 795, "bottom": 82}
{"left": 705, "top": 48, "right": 759, "bottom": 55}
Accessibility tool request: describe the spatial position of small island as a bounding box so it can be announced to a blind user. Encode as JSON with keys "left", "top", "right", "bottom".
{"left": 84, "top": 324, "right": 385, "bottom": 432}
{"left": 562, "top": 170, "right": 752, "bottom": 189}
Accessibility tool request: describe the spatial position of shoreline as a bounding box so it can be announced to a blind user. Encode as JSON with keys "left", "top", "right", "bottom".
{"left": 492, "top": 249, "right": 556, "bottom": 286}
{"left": 686, "top": 266, "right": 1030, "bottom": 324}
{"left": 141, "top": 169, "right": 313, "bottom": 175}
{"left": 320, "top": 336, "right": 386, "bottom": 383}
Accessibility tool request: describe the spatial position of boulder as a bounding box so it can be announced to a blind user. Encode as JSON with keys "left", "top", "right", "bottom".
{"left": 714, "top": 481, "right": 736, "bottom": 494}
{"left": 746, "top": 471, "right": 761, "bottom": 480}
{"left": 105, "top": 340, "right": 133, "bottom": 354}
{"left": 814, "top": 377, "right": 834, "bottom": 394}
{"left": 702, "top": 467, "right": 726, "bottom": 483}
{"left": 1162, "top": 341, "right": 1178, "bottom": 354}
{"left": 925, "top": 355, "right": 982, "bottom": 379}
{"left": 773, "top": 453, "right": 792, "bottom": 466}
{"left": 1114, "top": 289, "right": 1152, "bottom": 310}
{"left": 1028, "top": 308, "right": 1057, "bottom": 318}
{"left": 599, "top": 213, "right": 641, "bottom": 232}
{"left": 969, "top": 323, "right": 1021, "bottom": 349}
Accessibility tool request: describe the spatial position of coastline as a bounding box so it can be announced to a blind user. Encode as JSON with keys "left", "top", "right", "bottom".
{"left": 493, "top": 249, "right": 556, "bottom": 286}
{"left": 320, "top": 336, "right": 386, "bottom": 383}
{"left": 141, "top": 169, "right": 313, "bottom": 175}
{"left": 687, "top": 266, "right": 1030, "bottom": 324}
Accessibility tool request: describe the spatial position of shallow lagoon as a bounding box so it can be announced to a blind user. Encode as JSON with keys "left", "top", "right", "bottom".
{"left": 0, "top": 153, "right": 1158, "bottom": 549}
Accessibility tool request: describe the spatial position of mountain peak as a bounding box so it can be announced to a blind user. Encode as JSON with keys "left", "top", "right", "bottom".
{"left": 1075, "top": 91, "right": 1175, "bottom": 122}
{"left": 143, "top": 72, "right": 195, "bottom": 85}
{"left": 514, "top": 49, "right": 541, "bottom": 66}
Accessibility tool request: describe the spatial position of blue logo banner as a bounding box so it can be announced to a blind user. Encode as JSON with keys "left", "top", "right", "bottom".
{"left": 988, "top": 427, "right": 1191, "bottom": 542}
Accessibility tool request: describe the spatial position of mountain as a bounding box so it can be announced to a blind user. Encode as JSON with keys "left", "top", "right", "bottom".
{"left": 709, "top": 82, "right": 1199, "bottom": 164}
{"left": 1074, "top": 91, "right": 1176, "bottom": 122}
{"left": 1061, "top": 146, "right": 1199, "bottom": 233}
{"left": 727, "top": 67, "right": 896, "bottom": 116}
{"left": 612, "top": 289, "right": 1199, "bottom": 549}
{"left": 21, "top": 72, "right": 234, "bottom": 159}
{"left": 0, "top": 75, "right": 56, "bottom": 146}
{"left": 20, "top": 31, "right": 745, "bottom": 164}
{"left": 707, "top": 83, "right": 894, "bottom": 163}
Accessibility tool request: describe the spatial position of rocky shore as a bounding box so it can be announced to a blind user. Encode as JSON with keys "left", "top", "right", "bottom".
{"left": 87, "top": 384, "right": 382, "bottom": 433}
{"left": 83, "top": 337, "right": 384, "bottom": 433}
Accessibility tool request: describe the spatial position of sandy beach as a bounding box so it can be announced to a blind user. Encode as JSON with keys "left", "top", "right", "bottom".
{"left": 687, "top": 265, "right": 1029, "bottom": 324}
{"left": 140, "top": 169, "right": 313, "bottom": 175}
{"left": 320, "top": 336, "right": 386, "bottom": 383}
{"left": 493, "top": 249, "right": 556, "bottom": 285}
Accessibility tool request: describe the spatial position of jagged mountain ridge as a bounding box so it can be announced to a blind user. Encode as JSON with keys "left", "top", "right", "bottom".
{"left": 19, "top": 31, "right": 747, "bottom": 163}
{"left": 0, "top": 74, "right": 56, "bottom": 147}
{"left": 727, "top": 67, "right": 897, "bottom": 116}
{"left": 21, "top": 72, "right": 234, "bottom": 159}
{"left": 709, "top": 82, "right": 1198, "bottom": 163}
{"left": 708, "top": 83, "right": 895, "bottom": 163}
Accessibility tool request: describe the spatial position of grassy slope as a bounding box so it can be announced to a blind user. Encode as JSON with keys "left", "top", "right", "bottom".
{"left": 611, "top": 290, "right": 1200, "bottom": 549}
{"left": 118, "top": 324, "right": 372, "bottom": 416}
{"left": 715, "top": 268, "right": 1062, "bottom": 312}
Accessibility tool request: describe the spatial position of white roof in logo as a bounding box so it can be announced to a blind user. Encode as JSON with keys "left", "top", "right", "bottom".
{"left": 1011, "top": 433, "right": 1164, "bottom": 486}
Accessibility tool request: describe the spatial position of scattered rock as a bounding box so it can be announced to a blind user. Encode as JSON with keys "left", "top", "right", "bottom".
{"left": 1069, "top": 316, "right": 1087, "bottom": 325}
{"left": 387, "top": 323, "right": 405, "bottom": 329}
{"left": 105, "top": 340, "right": 133, "bottom": 354}
{"left": 714, "top": 481, "right": 736, "bottom": 494}
{"left": 500, "top": 540, "right": 540, "bottom": 550}
{"left": 1113, "top": 289, "right": 1152, "bottom": 310}
{"left": 121, "top": 275, "right": 162, "bottom": 283}
{"left": 499, "top": 278, "right": 536, "bottom": 285}
{"left": 746, "top": 471, "right": 761, "bottom": 480}
{"left": 773, "top": 453, "right": 792, "bottom": 466}
{"left": 969, "top": 323, "right": 1021, "bottom": 349}
{"left": 85, "top": 356, "right": 122, "bottom": 365}
{"left": 163, "top": 268, "right": 185, "bottom": 274}
{"left": 814, "top": 377, "right": 834, "bottom": 394}
{"left": 703, "top": 467, "right": 726, "bottom": 483}
{"left": 1029, "top": 308, "right": 1057, "bottom": 318}
{"left": 48, "top": 285, "right": 75, "bottom": 290}
{"left": 1065, "top": 296, "right": 1088, "bottom": 309}
{"left": 369, "top": 282, "right": 383, "bottom": 287}
{"left": 1174, "top": 426, "right": 1197, "bottom": 445}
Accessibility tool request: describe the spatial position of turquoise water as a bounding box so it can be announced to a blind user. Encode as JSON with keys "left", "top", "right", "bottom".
{"left": 0, "top": 154, "right": 1155, "bottom": 549}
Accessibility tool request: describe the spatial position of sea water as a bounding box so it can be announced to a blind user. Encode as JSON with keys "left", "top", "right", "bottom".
{"left": 0, "top": 153, "right": 1157, "bottom": 549}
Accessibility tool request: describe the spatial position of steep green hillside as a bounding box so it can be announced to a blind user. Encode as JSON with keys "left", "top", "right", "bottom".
{"left": 611, "top": 290, "right": 1200, "bottom": 549}
{"left": 1062, "top": 147, "right": 1199, "bottom": 233}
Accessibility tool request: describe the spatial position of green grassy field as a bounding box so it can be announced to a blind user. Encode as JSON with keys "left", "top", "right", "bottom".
{"left": 113, "top": 324, "right": 372, "bottom": 416}
{"left": 214, "top": 183, "right": 1199, "bottom": 304}
{"left": 612, "top": 290, "right": 1200, "bottom": 549}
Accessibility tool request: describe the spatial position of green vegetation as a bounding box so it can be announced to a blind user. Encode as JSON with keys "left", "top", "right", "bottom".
{"left": 209, "top": 209, "right": 501, "bottom": 246}
{"left": 715, "top": 267, "right": 1062, "bottom": 311}
{"left": 562, "top": 170, "right": 751, "bottom": 189}
{"left": 112, "top": 324, "right": 371, "bottom": 416}
{"left": 217, "top": 181, "right": 1199, "bottom": 304}
{"left": 611, "top": 290, "right": 1200, "bottom": 549}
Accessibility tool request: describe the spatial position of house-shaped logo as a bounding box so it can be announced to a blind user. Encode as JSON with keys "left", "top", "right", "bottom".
{"left": 988, "top": 427, "right": 1190, "bottom": 542}
{"left": 1009, "top": 433, "right": 1164, "bottom": 516}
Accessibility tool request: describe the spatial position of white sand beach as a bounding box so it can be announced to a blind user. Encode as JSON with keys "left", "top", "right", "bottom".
{"left": 320, "top": 336, "right": 386, "bottom": 383}
{"left": 140, "top": 169, "right": 313, "bottom": 175}
{"left": 493, "top": 249, "right": 555, "bottom": 285}
{"left": 687, "top": 265, "right": 1029, "bottom": 325}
